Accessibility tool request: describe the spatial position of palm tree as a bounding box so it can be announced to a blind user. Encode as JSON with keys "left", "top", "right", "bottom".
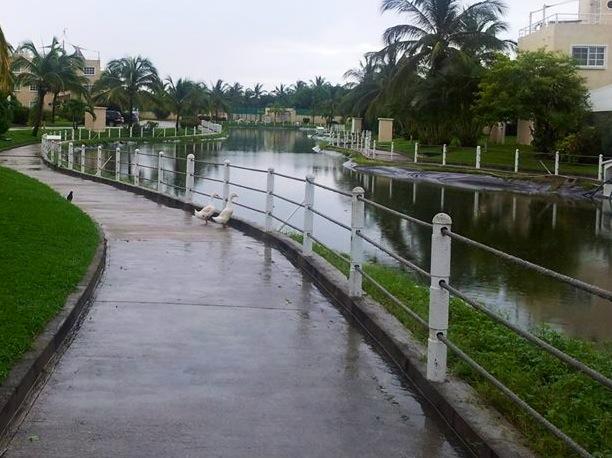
{"left": 61, "top": 98, "right": 94, "bottom": 130}
{"left": 309, "top": 76, "right": 328, "bottom": 124}
{"left": 209, "top": 79, "right": 230, "bottom": 120}
{"left": 380, "top": 0, "right": 511, "bottom": 73}
{"left": 272, "top": 84, "right": 290, "bottom": 105}
{"left": 164, "top": 77, "right": 197, "bottom": 130}
{"left": 12, "top": 39, "right": 65, "bottom": 136}
{"left": 49, "top": 50, "right": 90, "bottom": 123}
{"left": 0, "top": 25, "right": 12, "bottom": 94}
{"left": 93, "top": 56, "right": 159, "bottom": 127}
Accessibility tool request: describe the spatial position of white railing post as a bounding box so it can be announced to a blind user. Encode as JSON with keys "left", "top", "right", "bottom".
{"left": 133, "top": 149, "right": 140, "bottom": 186}
{"left": 391, "top": 141, "right": 395, "bottom": 155}
{"left": 68, "top": 142, "right": 74, "bottom": 170}
{"left": 373, "top": 140, "right": 377, "bottom": 158}
{"left": 96, "top": 146, "right": 102, "bottom": 176}
{"left": 78, "top": 127, "right": 82, "bottom": 142}
{"left": 152, "top": 127, "right": 156, "bottom": 138}
{"left": 185, "top": 154, "right": 195, "bottom": 202}
{"left": 130, "top": 126, "right": 133, "bottom": 138}
{"left": 223, "top": 160, "right": 231, "bottom": 203}
{"left": 115, "top": 147, "right": 121, "bottom": 181}
{"left": 427, "top": 213, "right": 452, "bottom": 383}
{"left": 163, "top": 127, "right": 167, "bottom": 138}
{"left": 88, "top": 129, "right": 91, "bottom": 140}
{"left": 193, "top": 126, "right": 197, "bottom": 136}
{"left": 80, "top": 145, "right": 86, "bottom": 173}
{"left": 140, "top": 126, "right": 144, "bottom": 138}
{"left": 303, "top": 175, "right": 315, "bottom": 255}
{"left": 555, "top": 151, "right": 560, "bottom": 176}
{"left": 598, "top": 154, "right": 603, "bottom": 181}
{"left": 514, "top": 149, "right": 520, "bottom": 173}
{"left": 414, "top": 142, "right": 419, "bottom": 163}
{"left": 158, "top": 152, "right": 164, "bottom": 190}
{"left": 476, "top": 146, "right": 481, "bottom": 169}
{"left": 349, "top": 187, "right": 365, "bottom": 298}
{"left": 71, "top": 128, "right": 75, "bottom": 141}
{"left": 442, "top": 144, "right": 447, "bottom": 166}
{"left": 266, "top": 168, "right": 275, "bottom": 233}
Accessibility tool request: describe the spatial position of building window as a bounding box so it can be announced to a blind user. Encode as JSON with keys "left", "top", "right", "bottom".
{"left": 29, "top": 84, "right": 38, "bottom": 92}
{"left": 84, "top": 66, "right": 95, "bottom": 75}
{"left": 572, "top": 46, "right": 607, "bottom": 68}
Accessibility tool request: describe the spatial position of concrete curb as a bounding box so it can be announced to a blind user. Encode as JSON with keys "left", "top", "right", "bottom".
{"left": 38, "top": 156, "right": 534, "bottom": 458}
{"left": 0, "top": 226, "right": 107, "bottom": 442}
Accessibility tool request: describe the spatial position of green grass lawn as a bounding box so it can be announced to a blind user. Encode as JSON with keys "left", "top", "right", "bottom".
{"left": 0, "top": 129, "right": 41, "bottom": 152}
{"left": 0, "top": 167, "right": 99, "bottom": 383}
{"left": 289, "top": 235, "right": 612, "bottom": 457}
{"left": 378, "top": 138, "right": 601, "bottom": 178}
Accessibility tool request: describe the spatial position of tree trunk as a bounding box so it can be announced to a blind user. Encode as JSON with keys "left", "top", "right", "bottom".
{"left": 51, "top": 92, "right": 59, "bottom": 123}
{"left": 32, "top": 90, "right": 46, "bottom": 137}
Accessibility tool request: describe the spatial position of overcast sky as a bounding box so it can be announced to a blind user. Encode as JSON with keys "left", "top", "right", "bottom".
{"left": 2, "top": 0, "right": 579, "bottom": 90}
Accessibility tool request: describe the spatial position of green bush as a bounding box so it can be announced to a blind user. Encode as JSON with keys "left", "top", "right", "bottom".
{"left": 180, "top": 116, "right": 198, "bottom": 128}
{"left": 11, "top": 105, "right": 29, "bottom": 126}
{"left": 556, "top": 127, "right": 601, "bottom": 163}
{"left": 0, "top": 97, "right": 10, "bottom": 135}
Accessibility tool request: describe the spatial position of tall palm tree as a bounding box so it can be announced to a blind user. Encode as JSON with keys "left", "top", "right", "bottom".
{"left": 380, "top": 0, "right": 510, "bottom": 73}
{"left": 93, "top": 56, "right": 159, "bottom": 127}
{"left": 209, "top": 79, "right": 230, "bottom": 120}
{"left": 12, "top": 39, "right": 66, "bottom": 136}
{"left": 272, "top": 84, "right": 289, "bottom": 105}
{"left": 164, "top": 77, "right": 197, "bottom": 130}
{"left": 0, "top": 25, "right": 12, "bottom": 94}
{"left": 309, "top": 76, "right": 328, "bottom": 123}
{"left": 49, "top": 50, "right": 90, "bottom": 123}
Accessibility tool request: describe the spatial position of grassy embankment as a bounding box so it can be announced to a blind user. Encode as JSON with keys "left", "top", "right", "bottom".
{"left": 0, "top": 129, "right": 42, "bottom": 152}
{"left": 0, "top": 167, "right": 99, "bottom": 383}
{"left": 288, "top": 234, "right": 611, "bottom": 457}
{"left": 376, "top": 138, "right": 600, "bottom": 178}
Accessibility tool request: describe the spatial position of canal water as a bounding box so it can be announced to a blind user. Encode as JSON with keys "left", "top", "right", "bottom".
{"left": 120, "top": 128, "right": 611, "bottom": 342}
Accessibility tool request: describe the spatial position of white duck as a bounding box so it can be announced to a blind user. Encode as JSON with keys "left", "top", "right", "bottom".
{"left": 213, "top": 193, "right": 239, "bottom": 227}
{"left": 194, "top": 193, "right": 221, "bottom": 224}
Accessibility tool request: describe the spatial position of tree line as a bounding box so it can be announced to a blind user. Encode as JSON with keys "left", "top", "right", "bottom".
{"left": 0, "top": 0, "right": 597, "bottom": 153}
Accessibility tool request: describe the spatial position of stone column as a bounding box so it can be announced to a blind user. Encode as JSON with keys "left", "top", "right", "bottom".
{"left": 517, "top": 119, "right": 534, "bottom": 146}
{"left": 85, "top": 106, "right": 107, "bottom": 132}
{"left": 378, "top": 118, "right": 394, "bottom": 143}
{"left": 351, "top": 117, "right": 363, "bottom": 134}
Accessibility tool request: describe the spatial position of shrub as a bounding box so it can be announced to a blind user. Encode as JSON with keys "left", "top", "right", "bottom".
{"left": 180, "top": 116, "right": 198, "bottom": 128}
{"left": 0, "top": 97, "right": 10, "bottom": 135}
{"left": 11, "top": 106, "right": 29, "bottom": 126}
{"left": 556, "top": 127, "right": 601, "bottom": 163}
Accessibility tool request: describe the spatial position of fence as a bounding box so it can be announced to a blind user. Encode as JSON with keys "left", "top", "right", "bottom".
{"left": 41, "top": 125, "right": 208, "bottom": 142}
{"left": 41, "top": 135, "right": 611, "bottom": 457}
{"left": 328, "top": 134, "right": 609, "bottom": 181}
{"left": 201, "top": 120, "right": 223, "bottom": 134}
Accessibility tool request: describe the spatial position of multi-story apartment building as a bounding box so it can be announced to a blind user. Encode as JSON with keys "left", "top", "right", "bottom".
{"left": 516, "top": 0, "right": 612, "bottom": 143}
{"left": 13, "top": 46, "right": 101, "bottom": 109}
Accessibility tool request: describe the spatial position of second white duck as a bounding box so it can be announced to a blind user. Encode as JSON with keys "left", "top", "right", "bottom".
{"left": 213, "top": 193, "right": 239, "bottom": 227}
{"left": 194, "top": 193, "right": 222, "bottom": 224}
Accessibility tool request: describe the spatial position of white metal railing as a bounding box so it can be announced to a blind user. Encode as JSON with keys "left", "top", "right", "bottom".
{"left": 519, "top": 12, "right": 612, "bottom": 37}
{"left": 201, "top": 120, "right": 223, "bottom": 134}
{"left": 41, "top": 135, "right": 611, "bottom": 457}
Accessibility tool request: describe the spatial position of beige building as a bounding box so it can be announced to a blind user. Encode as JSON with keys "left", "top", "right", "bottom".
{"left": 13, "top": 46, "right": 101, "bottom": 110}
{"left": 516, "top": 0, "right": 612, "bottom": 144}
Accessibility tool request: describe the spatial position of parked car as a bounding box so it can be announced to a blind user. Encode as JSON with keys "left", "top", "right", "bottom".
{"left": 106, "top": 110, "right": 124, "bottom": 126}
{"left": 123, "top": 111, "right": 140, "bottom": 126}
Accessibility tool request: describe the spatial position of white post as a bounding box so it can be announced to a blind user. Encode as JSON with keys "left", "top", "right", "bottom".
{"left": 130, "top": 126, "right": 133, "bottom": 138}
{"left": 133, "top": 149, "right": 140, "bottom": 186}
{"left": 555, "top": 151, "right": 560, "bottom": 176}
{"left": 88, "top": 129, "right": 91, "bottom": 140}
{"left": 427, "top": 213, "right": 452, "bottom": 383}
{"left": 115, "top": 147, "right": 121, "bottom": 181}
{"left": 223, "top": 160, "right": 230, "bottom": 203}
{"left": 95, "top": 146, "right": 102, "bottom": 176}
{"left": 266, "top": 168, "right": 275, "bottom": 232}
{"left": 81, "top": 145, "right": 86, "bottom": 173}
{"left": 303, "top": 175, "right": 315, "bottom": 255}
{"left": 157, "top": 152, "right": 164, "bottom": 190}
{"left": 140, "top": 126, "right": 144, "bottom": 138}
{"left": 414, "top": 142, "right": 419, "bottom": 163}
{"left": 185, "top": 154, "right": 195, "bottom": 202}
{"left": 391, "top": 142, "right": 395, "bottom": 155}
{"left": 476, "top": 146, "right": 481, "bottom": 169}
{"left": 193, "top": 126, "right": 197, "bottom": 136}
{"left": 442, "top": 144, "right": 447, "bottom": 166}
{"left": 68, "top": 142, "right": 74, "bottom": 169}
{"left": 163, "top": 127, "right": 167, "bottom": 138}
{"left": 598, "top": 154, "right": 603, "bottom": 181}
{"left": 373, "top": 140, "right": 377, "bottom": 158}
{"left": 514, "top": 149, "right": 520, "bottom": 173}
{"left": 71, "top": 129, "right": 75, "bottom": 141}
{"left": 349, "top": 187, "right": 365, "bottom": 298}
{"left": 78, "top": 127, "right": 82, "bottom": 141}
{"left": 153, "top": 127, "right": 156, "bottom": 138}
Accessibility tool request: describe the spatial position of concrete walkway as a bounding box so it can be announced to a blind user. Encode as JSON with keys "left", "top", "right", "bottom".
{"left": 1, "top": 146, "right": 467, "bottom": 457}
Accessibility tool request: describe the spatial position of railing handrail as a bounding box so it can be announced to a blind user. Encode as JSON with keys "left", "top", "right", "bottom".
{"left": 42, "top": 135, "right": 611, "bottom": 456}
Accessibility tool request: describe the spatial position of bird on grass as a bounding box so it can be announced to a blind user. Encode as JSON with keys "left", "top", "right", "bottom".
{"left": 194, "top": 193, "right": 222, "bottom": 224}
{"left": 213, "top": 193, "right": 239, "bottom": 228}
{"left": 66, "top": 191, "right": 73, "bottom": 202}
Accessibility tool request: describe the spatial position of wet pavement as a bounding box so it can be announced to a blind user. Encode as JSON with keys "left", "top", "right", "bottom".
{"left": 1, "top": 146, "right": 468, "bottom": 457}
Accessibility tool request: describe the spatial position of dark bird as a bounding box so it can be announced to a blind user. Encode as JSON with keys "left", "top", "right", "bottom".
{"left": 67, "top": 191, "right": 73, "bottom": 202}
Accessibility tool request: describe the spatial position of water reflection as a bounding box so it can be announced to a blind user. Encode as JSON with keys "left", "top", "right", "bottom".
{"left": 114, "top": 128, "right": 611, "bottom": 341}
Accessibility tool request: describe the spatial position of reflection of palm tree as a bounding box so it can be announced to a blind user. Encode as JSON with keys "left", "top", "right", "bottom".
{"left": 0, "top": 25, "right": 12, "bottom": 94}
{"left": 93, "top": 56, "right": 160, "bottom": 127}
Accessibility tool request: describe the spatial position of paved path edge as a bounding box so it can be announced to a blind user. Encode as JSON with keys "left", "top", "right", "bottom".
{"left": 19, "top": 150, "right": 534, "bottom": 458}
{"left": 0, "top": 158, "right": 107, "bottom": 444}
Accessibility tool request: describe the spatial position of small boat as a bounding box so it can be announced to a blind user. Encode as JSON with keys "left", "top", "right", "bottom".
{"left": 312, "top": 145, "right": 322, "bottom": 153}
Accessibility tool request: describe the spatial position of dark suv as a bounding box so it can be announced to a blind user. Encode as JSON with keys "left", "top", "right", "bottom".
{"left": 106, "top": 110, "right": 124, "bottom": 126}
